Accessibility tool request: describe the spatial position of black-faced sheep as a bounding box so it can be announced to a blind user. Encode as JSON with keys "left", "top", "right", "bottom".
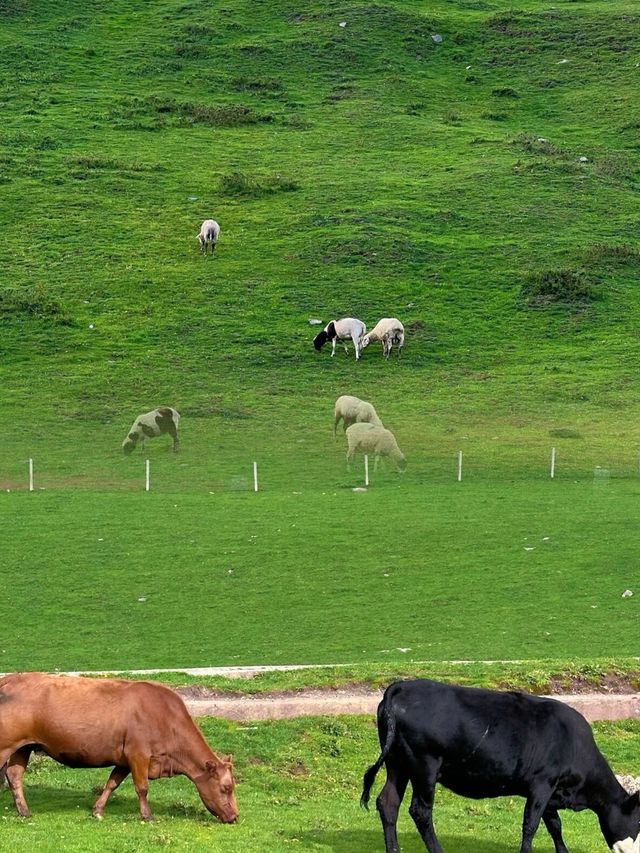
{"left": 333, "top": 395, "right": 383, "bottom": 439}
{"left": 197, "top": 219, "right": 220, "bottom": 256}
{"left": 122, "top": 407, "right": 180, "bottom": 455}
{"left": 362, "top": 317, "right": 405, "bottom": 359}
{"left": 345, "top": 423, "right": 406, "bottom": 472}
{"left": 313, "top": 318, "right": 366, "bottom": 361}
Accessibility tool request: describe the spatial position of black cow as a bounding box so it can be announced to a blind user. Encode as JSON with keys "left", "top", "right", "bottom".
{"left": 361, "top": 679, "right": 640, "bottom": 853}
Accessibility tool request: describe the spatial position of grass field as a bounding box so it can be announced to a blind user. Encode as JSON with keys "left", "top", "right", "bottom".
{"left": 2, "top": 478, "right": 639, "bottom": 670}
{"left": 0, "top": 716, "right": 639, "bottom": 852}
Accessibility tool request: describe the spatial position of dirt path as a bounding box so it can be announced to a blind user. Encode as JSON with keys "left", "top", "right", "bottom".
{"left": 177, "top": 686, "right": 640, "bottom": 723}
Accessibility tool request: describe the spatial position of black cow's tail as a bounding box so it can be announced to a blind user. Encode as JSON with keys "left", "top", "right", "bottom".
{"left": 360, "top": 693, "right": 397, "bottom": 810}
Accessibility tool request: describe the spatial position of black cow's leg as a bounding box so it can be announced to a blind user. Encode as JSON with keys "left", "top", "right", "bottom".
{"left": 6, "top": 746, "right": 34, "bottom": 817}
{"left": 408, "top": 757, "right": 443, "bottom": 853}
{"left": 92, "top": 766, "right": 130, "bottom": 818}
{"left": 375, "top": 763, "right": 409, "bottom": 853}
{"left": 542, "top": 808, "right": 569, "bottom": 853}
{"left": 520, "top": 785, "right": 554, "bottom": 853}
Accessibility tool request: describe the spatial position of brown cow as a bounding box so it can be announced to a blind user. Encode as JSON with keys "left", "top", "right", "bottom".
{"left": 0, "top": 673, "right": 238, "bottom": 823}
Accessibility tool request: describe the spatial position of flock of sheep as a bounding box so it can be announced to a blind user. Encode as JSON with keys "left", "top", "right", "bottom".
{"left": 120, "top": 223, "right": 407, "bottom": 474}
{"left": 334, "top": 395, "right": 406, "bottom": 472}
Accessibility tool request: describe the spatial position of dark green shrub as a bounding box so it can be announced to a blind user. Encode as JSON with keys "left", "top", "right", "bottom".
{"left": 0, "top": 285, "right": 73, "bottom": 324}
{"left": 521, "top": 269, "right": 597, "bottom": 306}
{"left": 218, "top": 172, "right": 299, "bottom": 197}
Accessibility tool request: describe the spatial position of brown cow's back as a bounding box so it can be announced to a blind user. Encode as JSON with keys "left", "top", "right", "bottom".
{"left": 0, "top": 673, "right": 206, "bottom": 768}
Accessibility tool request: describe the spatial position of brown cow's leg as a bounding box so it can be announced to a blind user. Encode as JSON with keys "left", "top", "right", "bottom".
{"left": 6, "top": 747, "right": 33, "bottom": 817}
{"left": 92, "top": 766, "right": 130, "bottom": 818}
{"left": 129, "top": 758, "right": 154, "bottom": 821}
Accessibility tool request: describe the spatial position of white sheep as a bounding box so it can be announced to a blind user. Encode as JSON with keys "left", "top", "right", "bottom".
{"left": 197, "top": 219, "right": 220, "bottom": 256}
{"left": 345, "top": 423, "right": 406, "bottom": 471}
{"left": 122, "top": 407, "right": 180, "bottom": 455}
{"left": 313, "top": 317, "right": 366, "bottom": 360}
{"left": 362, "top": 317, "right": 405, "bottom": 359}
{"left": 333, "top": 395, "right": 383, "bottom": 439}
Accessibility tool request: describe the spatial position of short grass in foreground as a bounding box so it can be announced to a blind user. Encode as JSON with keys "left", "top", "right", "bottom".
{"left": 0, "top": 716, "right": 638, "bottom": 852}
{"left": 1, "top": 479, "right": 638, "bottom": 670}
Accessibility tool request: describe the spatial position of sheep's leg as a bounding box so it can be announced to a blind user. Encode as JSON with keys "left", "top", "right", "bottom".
{"left": 167, "top": 421, "right": 179, "bottom": 452}
{"left": 374, "top": 453, "right": 380, "bottom": 473}
{"left": 346, "top": 447, "right": 355, "bottom": 471}
{"left": 353, "top": 335, "right": 360, "bottom": 360}
{"left": 331, "top": 339, "right": 337, "bottom": 357}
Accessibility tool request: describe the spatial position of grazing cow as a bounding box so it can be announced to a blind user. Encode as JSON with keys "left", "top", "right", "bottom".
{"left": 362, "top": 679, "right": 640, "bottom": 853}
{"left": 197, "top": 219, "right": 220, "bottom": 255}
{"left": 0, "top": 673, "right": 238, "bottom": 823}
{"left": 122, "top": 407, "right": 180, "bottom": 455}
{"left": 313, "top": 318, "right": 366, "bottom": 361}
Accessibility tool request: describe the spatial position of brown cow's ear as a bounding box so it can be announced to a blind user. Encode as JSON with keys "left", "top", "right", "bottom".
{"left": 205, "top": 760, "right": 219, "bottom": 777}
{"left": 223, "top": 754, "right": 233, "bottom": 764}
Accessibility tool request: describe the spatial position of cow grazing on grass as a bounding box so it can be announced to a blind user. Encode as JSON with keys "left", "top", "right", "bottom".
{"left": 122, "top": 407, "right": 180, "bottom": 455}
{"left": 0, "top": 673, "right": 238, "bottom": 823}
{"left": 361, "top": 679, "right": 640, "bottom": 853}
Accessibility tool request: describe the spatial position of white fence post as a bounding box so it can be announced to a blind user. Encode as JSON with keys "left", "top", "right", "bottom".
{"left": 145, "top": 459, "right": 150, "bottom": 492}
{"left": 550, "top": 447, "right": 556, "bottom": 479}
{"left": 253, "top": 461, "right": 258, "bottom": 492}
{"left": 457, "top": 450, "right": 463, "bottom": 482}
{"left": 364, "top": 454, "right": 369, "bottom": 487}
{"left": 28, "top": 458, "right": 34, "bottom": 492}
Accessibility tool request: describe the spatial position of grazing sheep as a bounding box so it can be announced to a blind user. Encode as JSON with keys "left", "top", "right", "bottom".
{"left": 345, "top": 423, "right": 406, "bottom": 472}
{"left": 197, "top": 219, "right": 220, "bottom": 256}
{"left": 313, "top": 318, "right": 366, "bottom": 361}
{"left": 122, "top": 407, "right": 180, "bottom": 455}
{"left": 362, "top": 317, "right": 405, "bottom": 359}
{"left": 333, "top": 395, "right": 383, "bottom": 439}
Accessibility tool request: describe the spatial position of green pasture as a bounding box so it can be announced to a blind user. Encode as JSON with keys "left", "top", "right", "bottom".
{"left": 0, "top": 716, "right": 639, "bottom": 852}
{"left": 2, "top": 478, "right": 638, "bottom": 671}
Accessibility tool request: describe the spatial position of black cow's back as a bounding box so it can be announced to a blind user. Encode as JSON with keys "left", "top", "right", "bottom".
{"left": 380, "top": 679, "right": 600, "bottom": 801}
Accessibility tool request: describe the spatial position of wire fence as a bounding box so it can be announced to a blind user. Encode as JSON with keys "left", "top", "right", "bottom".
{"left": 5, "top": 441, "right": 640, "bottom": 494}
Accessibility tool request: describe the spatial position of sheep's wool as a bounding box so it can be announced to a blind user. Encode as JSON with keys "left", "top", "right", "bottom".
{"left": 613, "top": 836, "right": 640, "bottom": 853}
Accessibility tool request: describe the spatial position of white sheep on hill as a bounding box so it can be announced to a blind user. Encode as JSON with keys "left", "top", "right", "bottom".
{"left": 362, "top": 317, "right": 405, "bottom": 359}
{"left": 197, "top": 219, "right": 220, "bottom": 256}
{"left": 345, "top": 423, "right": 406, "bottom": 472}
{"left": 313, "top": 317, "right": 366, "bottom": 361}
{"left": 333, "top": 395, "right": 383, "bottom": 439}
{"left": 122, "top": 407, "right": 180, "bottom": 455}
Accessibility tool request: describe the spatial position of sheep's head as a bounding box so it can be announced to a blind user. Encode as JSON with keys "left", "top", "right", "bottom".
{"left": 313, "top": 331, "right": 328, "bottom": 351}
{"left": 396, "top": 454, "right": 407, "bottom": 472}
{"left": 122, "top": 433, "right": 139, "bottom": 455}
{"left": 361, "top": 335, "right": 371, "bottom": 348}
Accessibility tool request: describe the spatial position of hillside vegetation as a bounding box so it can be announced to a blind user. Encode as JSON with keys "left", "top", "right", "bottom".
{"left": 2, "top": 0, "right": 640, "bottom": 466}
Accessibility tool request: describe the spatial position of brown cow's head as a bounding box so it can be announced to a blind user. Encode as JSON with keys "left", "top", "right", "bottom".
{"left": 195, "top": 755, "right": 238, "bottom": 823}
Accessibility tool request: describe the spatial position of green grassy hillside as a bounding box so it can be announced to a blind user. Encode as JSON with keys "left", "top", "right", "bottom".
{"left": 1, "top": 1, "right": 639, "bottom": 669}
